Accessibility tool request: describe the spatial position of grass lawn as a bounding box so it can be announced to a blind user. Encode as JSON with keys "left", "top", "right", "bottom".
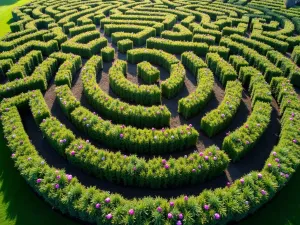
{"left": 0, "top": 1, "right": 300, "bottom": 225}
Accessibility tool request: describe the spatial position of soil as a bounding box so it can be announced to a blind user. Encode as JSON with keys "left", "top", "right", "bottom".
{"left": 19, "top": 27, "right": 283, "bottom": 201}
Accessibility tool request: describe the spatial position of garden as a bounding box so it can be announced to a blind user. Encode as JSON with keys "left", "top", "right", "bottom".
{"left": 0, "top": 0, "right": 300, "bottom": 224}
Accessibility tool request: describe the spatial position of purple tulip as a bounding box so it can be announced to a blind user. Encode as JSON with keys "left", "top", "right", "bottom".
{"left": 95, "top": 203, "right": 101, "bottom": 209}
{"left": 178, "top": 213, "right": 184, "bottom": 220}
{"left": 214, "top": 213, "right": 220, "bottom": 220}
{"left": 204, "top": 204, "right": 210, "bottom": 210}
{"left": 105, "top": 197, "right": 110, "bottom": 203}
{"left": 167, "top": 213, "right": 173, "bottom": 219}
{"left": 106, "top": 213, "right": 112, "bottom": 220}
{"left": 157, "top": 206, "right": 162, "bottom": 213}
{"left": 128, "top": 209, "right": 134, "bottom": 215}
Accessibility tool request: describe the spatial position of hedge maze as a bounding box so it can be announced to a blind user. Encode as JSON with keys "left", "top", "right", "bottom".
{"left": 1, "top": 0, "right": 300, "bottom": 224}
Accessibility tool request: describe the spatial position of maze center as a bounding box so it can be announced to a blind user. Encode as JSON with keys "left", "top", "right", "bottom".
{"left": 0, "top": 0, "right": 300, "bottom": 224}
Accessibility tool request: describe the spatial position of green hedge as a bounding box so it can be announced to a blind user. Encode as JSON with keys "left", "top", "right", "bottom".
{"left": 109, "top": 60, "right": 161, "bottom": 105}
{"left": 101, "top": 46, "right": 115, "bottom": 62}
{"left": 201, "top": 81, "right": 243, "bottom": 137}
{"left": 117, "top": 39, "right": 133, "bottom": 54}
{"left": 6, "top": 50, "right": 43, "bottom": 81}
{"left": 0, "top": 59, "right": 13, "bottom": 77}
{"left": 208, "top": 46, "right": 230, "bottom": 60}
{"left": 222, "top": 101, "right": 272, "bottom": 161}
{"left": 50, "top": 52, "right": 82, "bottom": 88}
{"left": 178, "top": 68, "right": 214, "bottom": 119}
{"left": 193, "top": 27, "right": 222, "bottom": 43}
{"left": 192, "top": 34, "right": 216, "bottom": 45}
{"left": 229, "top": 55, "right": 249, "bottom": 74}
{"left": 80, "top": 55, "right": 171, "bottom": 128}
{"left": 251, "top": 33, "right": 289, "bottom": 53}
{"left": 161, "top": 24, "right": 193, "bottom": 41}
{"left": 181, "top": 51, "right": 207, "bottom": 76}
{"left": 70, "top": 105, "right": 198, "bottom": 154}
{"left": 137, "top": 61, "right": 160, "bottom": 84}
{"left": 69, "top": 24, "right": 96, "bottom": 37}
{"left": 291, "top": 45, "right": 300, "bottom": 66}
{"left": 61, "top": 31, "right": 107, "bottom": 58}
{"left": 146, "top": 37, "right": 209, "bottom": 56}
{"left": 206, "top": 52, "right": 238, "bottom": 87}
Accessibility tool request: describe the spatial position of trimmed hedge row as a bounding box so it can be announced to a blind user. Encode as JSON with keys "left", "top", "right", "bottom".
{"left": 270, "top": 77, "right": 300, "bottom": 114}
{"left": 291, "top": 45, "right": 300, "bottom": 66}
{"left": 50, "top": 52, "right": 82, "bottom": 88}
{"left": 161, "top": 24, "right": 193, "bottom": 41}
{"left": 208, "top": 46, "right": 230, "bottom": 60}
{"left": 6, "top": 50, "right": 43, "bottom": 81}
{"left": 117, "top": 39, "right": 133, "bottom": 54}
{"left": 40, "top": 116, "right": 228, "bottom": 188}
{"left": 178, "top": 68, "right": 214, "bottom": 119}
{"left": 104, "top": 24, "right": 156, "bottom": 46}
{"left": 137, "top": 61, "right": 160, "bottom": 84}
{"left": 193, "top": 34, "right": 216, "bottom": 45}
{"left": 222, "top": 101, "right": 271, "bottom": 162}
{"left": 220, "top": 37, "right": 283, "bottom": 82}
{"left": 101, "top": 46, "right": 115, "bottom": 62}
{"left": 80, "top": 55, "right": 171, "bottom": 128}
{"left": 0, "top": 57, "right": 58, "bottom": 99}
{"left": 109, "top": 60, "right": 161, "bottom": 105}
{"left": 100, "top": 18, "right": 164, "bottom": 35}
{"left": 161, "top": 62, "right": 186, "bottom": 99}
{"left": 70, "top": 106, "right": 199, "bottom": 154}
{"left": 61, "top": 31, "right": 107, "bottom": 58}
{"left": 251, "top": 33, "right": 289, "bottom": 53}
{"left": 146, "top": 37, "right": 209, "bottom": 56}
{"left": 228, "top": 55, "right": 249, "bottom": 74}
{"left": 201, "top": 81, "right": 243, "bottom": 137}
{"left": 206, "top": 53, "right": 238, "bottom": 87}
{"left": 69, "top": 24, "right": 96, "bottom": 37}
{"left": 193, "top": 26, "right": 222, "bottom": 43}
{"left": 0, "top": 59, "right": 13, "bottom": 77}
{"left": 181, "top": 51, "right": 207, "bottom": 76}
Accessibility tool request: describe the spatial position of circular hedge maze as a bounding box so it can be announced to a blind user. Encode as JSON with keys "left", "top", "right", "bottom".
{"left": 1, "top": 0, "right": 300, "bottom": 224}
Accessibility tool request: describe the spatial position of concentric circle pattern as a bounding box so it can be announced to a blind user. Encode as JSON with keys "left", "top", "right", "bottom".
{"left": 0, "top": 0, "right": 300, "bottom": 224}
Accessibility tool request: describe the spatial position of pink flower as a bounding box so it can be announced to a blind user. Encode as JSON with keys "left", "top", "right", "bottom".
{"left": 204, "top": 156, "right": 209, "bottom": 161}
{"left": 167, "top": 213, "right": 173, "bottom": 219}
{"left": 275, "top": 158, "right": 280, "bottom": 162}
{"left": 128, "top": 209, "right": 134, "bottom": 215}
{"left": 105, "top": 197, "right": 110, "bottom": 203}
{"left": 214, "top": 213, "right": 220, "bottom": 220}
{"left": 199, "top": 152, "right": 204, "bottom": 157}
{"left": 157, "top": 206, "right": 162, "bottom": 213}
{"left": 245, "top": 124, "right": 249, "bottom": 128}
{"left": 36, "top": 178, "right": 42, "bottom": 183}
{"left": 258, "top": 173, "right": 263, "bottom": 179}
{"left": 261, "top": 189, "right": 267, "bottom": 195}
{"left": 162, "top": 159, "right": 167, "bottom": 164}
{"left": 165, "top": 164, "right": 170, "bottom": 169}
{"left": 213, "top": 156, "right": 217, "bottom": 160}
{"left": 106, "top": 213, "right": 112, "bottom": 220}
{"left": 272, "top": 151, "right": 277, "bottom": 156}
{"left": 67, "top": 175, "right": 73, "bottom": 181}
{"left": 189, "top": 124, "right": 193, "bottom": 127}
{"left": 221, "top": 114, "right": 225, "bottom": 118}
{"left": 204, "top": 204, "right": 210, "bottom": 210}
{"left": 170, "top": 201, "right": 174, "bottom": 207}
{"left": 120, "top": 133, "right": 124, "bottom": 138}
{"left": 178, "top": 213, "right": 183, "bottom": 219}
{"left": 56, "top": 175, "right": 61, "bottom": 180}
{"left": 177, "top": 221, "right": 182, "bottom": 225}
{"left": 227, "top": 182, "right": 231, "bottom": 187}
{"left": 55, "top": 184, "right": 60, "bottom": 189}
{"left": 11, "top": 153, "right": 16, "bottom": 158}
{"left": 293, "top": 139, "right": 297, "bottom": 143}
{"left": 184, "top": 195, "right": 188, "bottom": 201}
{"left": 192, "top": 169, "right": 196, "bottom": 172}
{"left": 267, "top": 163, "right": 272, "bottom": 167}
{"left": 95, "top": 203, "right": 101, "bottom": 209}
{"left": 71, "top": 151, "right": 76, "bottom": 156}
{"left": 240, "top": 178, "right": 244, "bottom": 184}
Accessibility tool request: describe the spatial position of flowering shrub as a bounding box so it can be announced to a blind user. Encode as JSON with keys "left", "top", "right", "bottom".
{"left": 55, "top": 85, "right": 80, "bottom": 118}
{"left": 117, "top": 39, "right": 133, "bottom": 54}
{"left": 223, "top": 101, "right": 272, "bottom": 161}
{"left": 146, "top": 37, "right": 209, "bottom": 56}
{"left": 201, "top": 81, "right": 243, "bottom": 137}
{"left": 109, "top": 60, "right": 161, "bottom": 105}
{"left": 137, "top": 61, "right": 160, "bottom": 84}
{"left": 178, "top": 68, "right": 214, "bottom": 119}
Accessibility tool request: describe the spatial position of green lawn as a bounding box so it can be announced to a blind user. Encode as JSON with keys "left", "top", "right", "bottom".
{"left": 0, "top": 1, "right": 300, "bottom": 225}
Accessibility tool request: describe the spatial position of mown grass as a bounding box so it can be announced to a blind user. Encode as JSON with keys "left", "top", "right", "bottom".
{"left": 0, "top": 1, "right": 300, "bottom": 225}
